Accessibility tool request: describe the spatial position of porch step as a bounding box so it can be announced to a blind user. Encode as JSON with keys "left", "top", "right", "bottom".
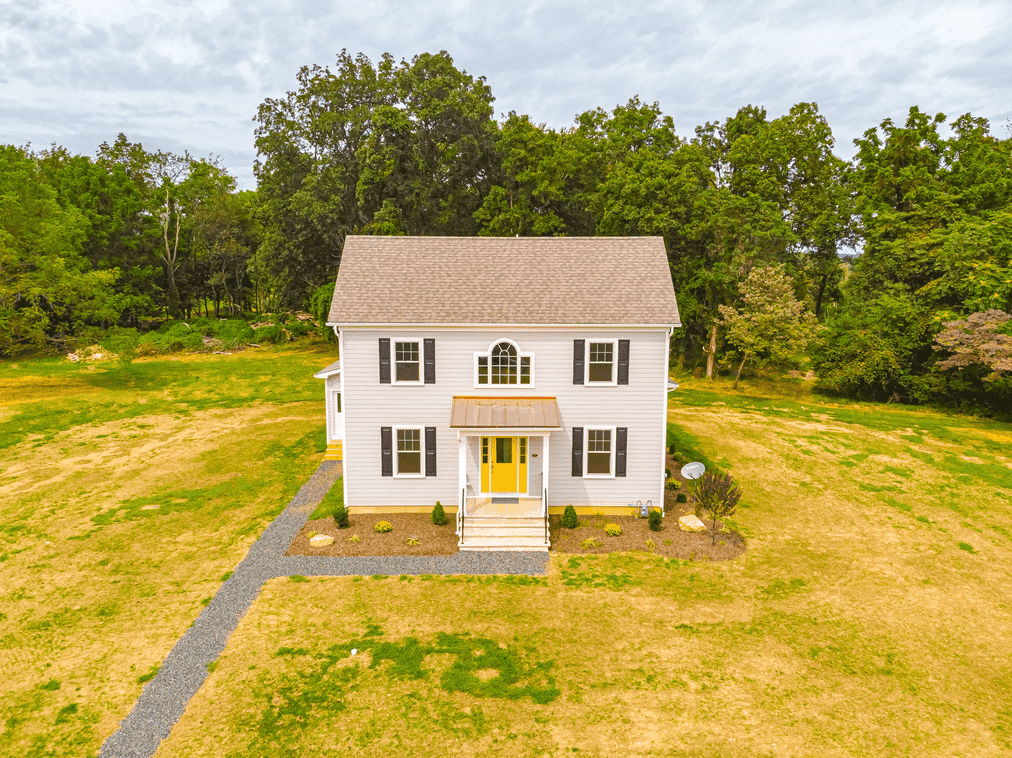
{"left": 459, "top": 536, "right": 550, "bottom": 551}
{"left": 459, "top": 515, "right": 551, "bottom": 551}
{"left": 323, "top": 441, "right": 343, "bottom": 461}
{"left": 463, "top": 525, "right": 546, "bottom": 539}
{"left": 464, "top": 517, "right": 544, "bottom": 528}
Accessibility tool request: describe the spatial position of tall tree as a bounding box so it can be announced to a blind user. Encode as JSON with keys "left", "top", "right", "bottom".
{"left": 0, "top": 146, "right": 120, "bottom": 355}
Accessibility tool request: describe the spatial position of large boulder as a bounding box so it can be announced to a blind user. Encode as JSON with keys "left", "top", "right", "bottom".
{"left": 678, "top": 515, "right": 707, "bottom": 533}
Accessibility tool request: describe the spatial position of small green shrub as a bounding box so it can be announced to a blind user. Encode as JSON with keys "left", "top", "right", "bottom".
{"left": 431, "top": 501, "right": 447, "bottom": 525}
{"left": 665, "top": 468, "right": 671, "bottom": 479}
{"left": 561, "top": 505, "right": 579, "bottom": 529}
{"left": 645, "top": 539, "right": 656, "bottom": 551}
{"left": 348, "top": 535, "right": 361, "bottom": 543}
{"left": 603, "top": 523, "right": 622, "bottom": 536}
{"left": 333, "top": 504, "right": 350, "bottom": 529}
{"left": 666, "top": 479, "right": 681, "bottom": 490}
{"left": 406, "top": 537, "right": 419, "bottom": 546}
{"left": 648, "top": 510, "right": 662, "bottom": 531}
{"left": 375, "top": 521, "right": 393, "bottom": 533}
{"left": 580, "top": 537, "right": 603, "bottom": 548}
{"left": 676, "top": 493, "right": 688, "bottom": 503}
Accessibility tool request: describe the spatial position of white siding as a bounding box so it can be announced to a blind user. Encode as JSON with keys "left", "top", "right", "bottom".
{"left": 340, "top": 328, "right": 669, "bottom": 509}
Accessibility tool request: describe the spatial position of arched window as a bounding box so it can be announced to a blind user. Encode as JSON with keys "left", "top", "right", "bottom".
{"left": 476, "top": 340, "right": 532, "bottom": 385}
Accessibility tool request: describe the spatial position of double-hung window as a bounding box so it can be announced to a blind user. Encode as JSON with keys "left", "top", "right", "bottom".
{"left": 588, "top": 341, "right": 615, "bottom": 383}
{"left": 586, "top": 428, "right": 613, "bottom": 475}
{"left": 394, "top": 341, "right": 420, "bottom": 383}
{"left": 396, "top": 428, "right": 422, "bottom": 475}
{"left": 476, "top": 340, "right": 532, "bottom": 386}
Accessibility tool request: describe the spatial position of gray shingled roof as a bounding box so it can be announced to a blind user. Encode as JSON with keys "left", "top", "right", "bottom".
{"left": 327, "top": 236, "right": 680, "bottom": 325}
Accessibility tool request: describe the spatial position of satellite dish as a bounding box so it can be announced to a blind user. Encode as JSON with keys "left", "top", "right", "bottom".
{"left": 680, "top": 462, "right": 705, "bottom": 480}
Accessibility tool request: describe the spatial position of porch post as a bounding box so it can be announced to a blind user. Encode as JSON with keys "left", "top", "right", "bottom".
{"left": 458, "top": 432, "right": 466, "bottom": 510}
{"left": 542, "top": 433, "right": 549, "bottom": 499}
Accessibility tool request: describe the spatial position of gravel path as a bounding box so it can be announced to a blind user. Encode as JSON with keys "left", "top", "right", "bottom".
{"left": 100, "top": 461, "right": 548, "bottom": 758}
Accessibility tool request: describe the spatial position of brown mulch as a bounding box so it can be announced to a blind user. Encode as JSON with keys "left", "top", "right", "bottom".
{"left": 287, "top": 513, "right": 459, "bottom": 557}
{"left": 287, "top": 453, "right": 747, "bottom": 562}
{"left": 549, "top": 451, "right": 748, "bottom": 562}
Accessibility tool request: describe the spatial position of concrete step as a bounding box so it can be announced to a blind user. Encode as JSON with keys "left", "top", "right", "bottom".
{"left": 464, "top": 525, "right": 547, "bottom": 539}
{"left": 463, "top": 517, "right": 545, "bottom": 528}
{"left": 459, "top": 535, "right": 550, "bottom": 551}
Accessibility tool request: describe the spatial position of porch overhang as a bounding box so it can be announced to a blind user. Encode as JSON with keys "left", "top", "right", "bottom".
{"left": 449, "top": 396, "right": 561, "bottom": 429}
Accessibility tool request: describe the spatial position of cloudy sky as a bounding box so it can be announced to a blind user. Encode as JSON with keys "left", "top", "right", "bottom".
{"left": 3, "top": 0, "right": 1010, "bottom": 189}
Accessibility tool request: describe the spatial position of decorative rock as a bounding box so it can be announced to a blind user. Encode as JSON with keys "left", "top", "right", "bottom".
{"left": 309, "top": 534, "right": 334, "bottom": 547}
{"left": 678, "top": 515, "right": 707, "bottom": 533}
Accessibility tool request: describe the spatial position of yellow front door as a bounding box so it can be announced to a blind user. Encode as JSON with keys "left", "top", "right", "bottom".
{"left": 491, "top": 437, "right": 516, "bottom": 492}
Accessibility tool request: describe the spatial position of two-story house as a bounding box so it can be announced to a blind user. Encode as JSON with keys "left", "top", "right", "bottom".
{"left": 316, "top": 235, "right": 680, "bottom": 551}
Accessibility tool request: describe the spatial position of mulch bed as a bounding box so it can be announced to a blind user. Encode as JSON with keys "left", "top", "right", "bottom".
{"left": 549, "top": 451, "right": 748, "bottom": 562}
{"left": 288, "top": 453, "right": 747, "bottom": 562}
{"left": 287, "top": 513, "right": 459, "bottom": 557}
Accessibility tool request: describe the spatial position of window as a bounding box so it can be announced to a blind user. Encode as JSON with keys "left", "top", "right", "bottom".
{"left": 481, "top": 437, "right": 488, "bottom": 464}
{"left": 519, "top": 437, "right": 526, "bottom": 465}
{"left": 586, "top": 429, "right": 612, "bottom": 475}
{"left": 396, "top": 428, "right": 422, "bottom": 475}
{"left": 394, "top": 341, "right": 420, "bottom": 382}
{"left": 587, "top": 341, "right": 616, "bottom": 383}
{"left": 476, "top": 340, "right": 533, "bottom": 386}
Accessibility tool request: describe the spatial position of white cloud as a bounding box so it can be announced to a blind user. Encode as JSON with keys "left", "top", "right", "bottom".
{"left": 2, "top": 0, "right": 1010, "bottom": 188}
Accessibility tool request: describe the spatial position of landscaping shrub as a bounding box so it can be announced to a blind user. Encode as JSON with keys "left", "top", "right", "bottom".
{"left": 333, "top": 504, "right": 350, "bottom": 529}
{"left": 665, "top": 468, "right": 671, "bottom": 479}
{"left": 648, "top": 510, "right": 663, "bottom": 531}
{"left": 561, "top": 505, "right": 578, "bottom": 529}
{"left": 666, "top": 479, "right": 681, "bottom": 490}
{"left": 604, "top": 523, "right": 621, "bottom": 536}
{"left": 431, "top": 501, "right": 447, "bottom": 525}
{"left": 374, "top": 521, "right": 393, "bottom": 533}
{"left": 676, "top": 493, "right": 688, "bottom": 503}
{"left": 581, "top": 537, "right": 603, "bottom": 548}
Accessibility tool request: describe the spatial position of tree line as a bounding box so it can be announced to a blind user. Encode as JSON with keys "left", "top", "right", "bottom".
{"left": 2, "top": 50, "right": 1010, "bottom": 414}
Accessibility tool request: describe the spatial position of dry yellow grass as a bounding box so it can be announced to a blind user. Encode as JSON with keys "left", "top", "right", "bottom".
{"left": 0, "top": 346, "right": 333, "bottom": 757}
{"left": 153, "top": 380, "right": 1012, "bottom": 758}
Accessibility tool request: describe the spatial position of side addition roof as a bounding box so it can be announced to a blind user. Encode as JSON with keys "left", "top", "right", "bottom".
{"left": 327, "top": 236, "right": 680, "bottom": 326}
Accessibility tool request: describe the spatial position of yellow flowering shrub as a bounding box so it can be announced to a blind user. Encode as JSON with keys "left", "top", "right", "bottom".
{"left": 374, "top": 521, "right": 393, "bottom": 533}
{"left": 604, "top": 523, "right": 622, "bottom": 536}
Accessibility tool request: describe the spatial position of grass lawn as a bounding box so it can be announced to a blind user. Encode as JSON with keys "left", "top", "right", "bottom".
{"left": 0, "top": 342, "right": 337, "bottom": 757}
{"left": 156, "top": 373, "right": 1012, "bottom": 758}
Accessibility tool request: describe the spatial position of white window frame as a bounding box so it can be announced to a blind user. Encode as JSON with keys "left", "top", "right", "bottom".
{"left": 585, "top": 339, "right": 618, "bottom": 385}
{"left": 391, "top": 338, "right": 423, "bottom": 385}
{"left": 393, "top": 425, "right": 425, "bottom": 478}
{"left": 583, "top": 426, "right": 616, "bottom": 479}
{"left": 473, "top": 339, "right": 534, "bottom": 388}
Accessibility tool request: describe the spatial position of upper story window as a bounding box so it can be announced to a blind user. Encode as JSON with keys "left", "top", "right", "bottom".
{"left": 394, "top": 341, "right": 420, "bottom": 383}
{"left": 588, "top": 341, "right": 615, "bottom": 383}
{"left": 476, "top": 340, "right": 532, "bottom": 386}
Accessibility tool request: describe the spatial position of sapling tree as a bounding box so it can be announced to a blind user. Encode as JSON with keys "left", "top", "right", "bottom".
{"left": 718, "top": 263, "right": 820, "bottom": 388}
{"left": 695, "top": 471, "right": 742, "bottom": 544}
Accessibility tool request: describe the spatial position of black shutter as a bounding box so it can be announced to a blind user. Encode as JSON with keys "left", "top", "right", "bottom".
{"left": 572, "top": 427, "right": 583, "bottom": 476}
{"left": 615, "top": 427, "right": 627, "bottom": 477}
{"left": 379, "top": 338, "right": 391, "bottom": 384}
{"left": 617, "top": 340, "right": 630, "bottom": 385}
{"left": 573, "top": 339, "right": 585, "bottom": 385}
{"left": 424, "top": 338, "right": 435, "bottom": 384}
{"left": 425, "top": 426, "right": 437, "bottom": 476}
{"left": 381, "top": 427, "right": 393, "bottom": 476}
